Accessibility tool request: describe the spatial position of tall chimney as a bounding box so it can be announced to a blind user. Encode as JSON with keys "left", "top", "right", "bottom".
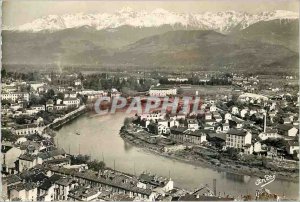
{"left": 264, "top": 113, "right": 266, "bottom": 133}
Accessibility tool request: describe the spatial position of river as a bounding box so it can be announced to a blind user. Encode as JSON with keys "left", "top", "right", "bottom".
{"left": 54, "top": 112, "right": 299, "bottom": 199}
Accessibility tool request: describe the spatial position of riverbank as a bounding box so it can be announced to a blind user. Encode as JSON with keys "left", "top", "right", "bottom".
{"left": 47, "top": 105, "right": 87, "bottom": 130}
{"left": 120, "top": 129, "right": 299, "bottom": 183}
{"left": 54, "top": 112, "right": 299, "bottom": 199}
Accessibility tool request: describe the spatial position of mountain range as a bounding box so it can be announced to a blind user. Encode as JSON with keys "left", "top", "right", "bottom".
{"left": 102, "top": 29, "right": 298, "bottom": 73}
{"left": 2, "top": 8, "right": 299, "bottom": 74}
{"left": 4, "top": 8, "right": 298, "bottom": 33}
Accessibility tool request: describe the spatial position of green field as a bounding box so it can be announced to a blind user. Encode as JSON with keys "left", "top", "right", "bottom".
{"left": 179, "top": 85, "right": 234, "bottom": 96}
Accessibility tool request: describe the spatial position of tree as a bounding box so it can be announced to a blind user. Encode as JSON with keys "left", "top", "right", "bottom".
{"left": 1, "top": 68, "right": 7, "bottom": 78}
{"left": 29, "top": 94, "right": 40, "bottom": 106}
{"left": 20, "top": 84, "right": 30, "bottom": 92}
{"left": 80, "top": 95, "right": 88, "bottom": 105}
{"left": 1, "top": 129, "right": 18, "bottom": 142}
{"left": 178, "top": 118, "right": 185, "bottom": 125}
{"left": 123, "top": 117, "right": 133, "bottom": 128}
{"left": 57, "top": 92, "right": 64, "bottom": 100}
{"left": 226, "top": 100, "right": 235, "bottom": 108}
{"left": 70, "top": 154, "right": 90, "bottom": 165}
{"left": 261, "top": 138, "right": 286, "bottom": 149}
{"left": 87, "top": 160, "right": 106, "bottom": 172}
{"left": 225, "top": 148, "right": 239, "bottom": 160}
{"left": 244, "top": 113, "right": 250, "bottom": 120}
{"left": 45, "top": 89, "right": 55, "bottom": 100}
{"left": 15, "top": 116, "right": 29, "bottom": 125}
{"left": 77, "top": 72, "right": 84, "bottom": 80}
{"left": 1, "top": 99, "right": 12, "bottom": 106}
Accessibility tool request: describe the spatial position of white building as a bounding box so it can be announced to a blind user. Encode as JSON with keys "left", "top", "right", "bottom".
{"left": 156, "top": 120, "right": 168, "bottom": 127}
{"left": 79, "top": 90, "right": 107, "bottom": 101}
{"left": 277, "top": 124, "right": 298, "bottom": 137}
{"left": 231, "top": 106, "right": 239, "bottom": 115}
{"left": 171, "top": 130, "right": 206, "bottom": 145}
{"left": 238, "top": 93, "right": 268, "bottom": 102}
{"left": 10, "top": 103, "right": 23, "bottom": 111}
{"left": 1, "top": 146, "right": 22, "bottom": 174}
{"left": 243, "top": 144, "right": 253, "bottom": 155}
{"left": 249, "top": 110, "right": 257, "bottom": 116}
{"left": 56, "top": 99, "right": 62, "bottom": 105}
{"left": 205, "top": 112, "right": 212, "bottom": 120}
{"left": 8, "top": 182, "right": 38, "bottom": 201}
{"left": 55, "top": 104, "right": 67, "bottom": 111}
{"left": 25, "top": 108, "right": 38, "bottom": 116}
{"left": 167, "top": 77, "right": 188, "bottom": 82}
{"left": 2, "top": 86, "right": 17, "bottom": 93}
{"left": 74, "top": 79, "right": 82, "bottom": 86}
{"left": 63, "top": 98, "right": 80, "bottom": 108}
{"left": 286, "top": 141, "right": 299, "bottom": 155}
{"left": 38, "top": 182, "right": 56, "bottom": 201}
{"left": 253, "top": 141, "right": 262, "bottom": 153}
{"left": 64, "top": 92, "right": 77, "bottom": 99}
{"left": 79, "top": 89, "right": 106, "bottom": 96}
{"left": 149, "top": 86, "right": 177, "bottom": 97}
{"left": 224, "top": 113, "right": 232, "bottom": 121}
{"left": 31, "top": 105, "right": 45, "bottom": 111}
{"left": 240, "top": 109, "right": 248, "bottom": 118}
{"left": 53, "top": 177, "right": 78, "bottom": 201}
{"left": 209, "top": 105, "right": 217, "bottom": 112}
{"left": 12, "top": 124, "right": 44, "bottom": 136}
{"left": 226, "top": 129, "right": 252, "bottom": 149}
{"left": 57, "top": 86, "right": 66, "bottom": 93}
{"left": 222, "top": 123, "right": 230, "bottom": 132}
{"left": 140, "top": 112, "right": 165, "bottom": 121}
{"left": 186, "top": 119, "right": 199, "bottom": 130}
{"left": 168, "top": 119, "right": 179, "bottom": 128}
{"left": 169, "top": 113, "right": 186, "bottom": 120}
{"left": 258, "top": 128, "right": 281, "bottom": 140}
{"left": 157, "top": 124, "right": 170, "bottom": 135}
{"left": 1, "top": 92, "right": 29, "bottom": 102}
{"left": 18, "top": 154, "right": 42, "bottom": 172}
{"left": 177, "top": 113, "right": 186, "bottom": 120}
{"left": 25, "top": 105, "right": 45, "bottom": 115}
{"left": 29, "top": 82, "right": 45, "bottom": 91}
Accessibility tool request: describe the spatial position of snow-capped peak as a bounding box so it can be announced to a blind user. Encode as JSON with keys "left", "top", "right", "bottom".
{"left": 152, "top": 8, "right": 171, "bottom": 14}
{"left": 119, "top": 6, "right": 135, "bottom": 13}
{"left": 266, "top": 10, "right": 299, "bottom": 20}
{"left": 4, "top": 8, "right": 298, "bottom": 33}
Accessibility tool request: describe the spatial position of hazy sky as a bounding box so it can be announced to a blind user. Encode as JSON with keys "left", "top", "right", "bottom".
{"left": 3, "top": 0, "right": 299, "bottom": 26}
